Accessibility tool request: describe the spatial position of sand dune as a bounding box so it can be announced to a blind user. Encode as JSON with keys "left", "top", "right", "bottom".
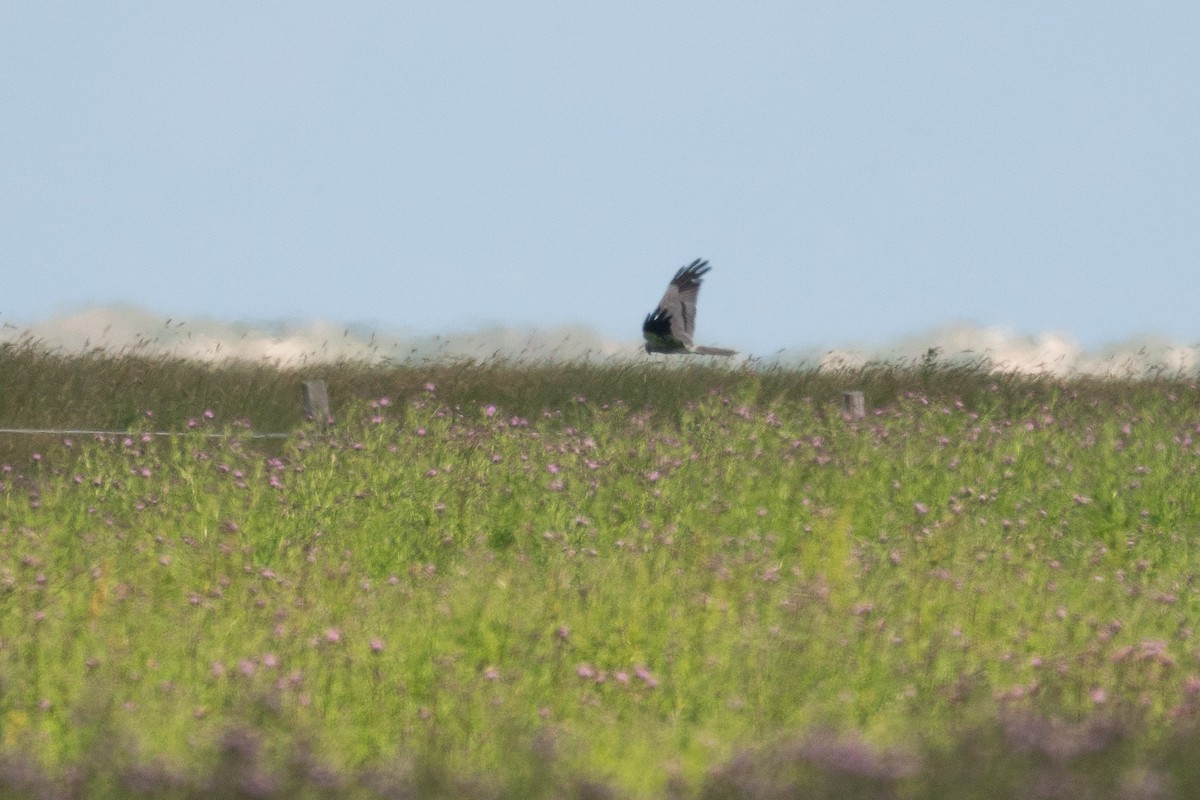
{"left": 3, "top": 307, "right": 1197, "bottom": 377}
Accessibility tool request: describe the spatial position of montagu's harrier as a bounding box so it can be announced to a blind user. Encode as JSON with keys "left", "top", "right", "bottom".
{"left": 643, "top": 258, "right": 737, "bottom": 356}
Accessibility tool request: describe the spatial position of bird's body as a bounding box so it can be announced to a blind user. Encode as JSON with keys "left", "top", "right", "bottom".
{"left": 642, "top": 259, "right": 736, "bottom": 356}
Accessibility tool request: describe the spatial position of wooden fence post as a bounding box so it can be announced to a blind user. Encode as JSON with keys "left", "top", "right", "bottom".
{"left": 302, "top": 380, "right": 330, "bottom": 424}
{"left": 841, "top": 391, "right": 866, "bottom": 419}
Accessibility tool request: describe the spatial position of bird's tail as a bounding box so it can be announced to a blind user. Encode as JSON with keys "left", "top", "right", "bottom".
{"left": 692, "top": 345, "right": 738, "bottom": 357}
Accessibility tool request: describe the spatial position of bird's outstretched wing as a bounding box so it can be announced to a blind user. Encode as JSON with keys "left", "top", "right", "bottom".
{"left": 643, "top": 258, "right": 710, "bottom": 349}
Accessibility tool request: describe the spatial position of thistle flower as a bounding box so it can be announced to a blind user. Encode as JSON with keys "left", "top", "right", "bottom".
{"left": 634, "top": 666, "right": 659, "bottom": 688}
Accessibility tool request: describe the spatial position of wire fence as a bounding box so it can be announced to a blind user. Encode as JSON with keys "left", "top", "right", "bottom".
{"left": 0, "top": 380, "right": 327, "bottom": 442}
{"left": 0, "top": 427, "right": 292, "bottom": 440}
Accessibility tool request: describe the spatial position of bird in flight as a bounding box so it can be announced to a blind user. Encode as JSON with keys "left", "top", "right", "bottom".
{"left": 642, "top": 258, "right": 737, "bottom": 356}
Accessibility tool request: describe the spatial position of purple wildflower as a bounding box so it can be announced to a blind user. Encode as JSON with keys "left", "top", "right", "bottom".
{"left": 634, "top": 666, "right": 659, "bottom": 688}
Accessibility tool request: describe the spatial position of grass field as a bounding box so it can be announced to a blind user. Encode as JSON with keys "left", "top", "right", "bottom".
{"left": 2, "top": 341, "right": 1200, "bottom": 798}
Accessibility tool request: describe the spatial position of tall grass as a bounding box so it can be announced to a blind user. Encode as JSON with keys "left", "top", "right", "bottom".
{"left": 2, "top": 342, "right": 1200, "bottom": 798}
{"left": 0, "top": 338, "right": 1111, "bottom": 457}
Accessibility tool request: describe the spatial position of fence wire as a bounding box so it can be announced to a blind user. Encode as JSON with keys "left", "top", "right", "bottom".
{"left": 0, "top": 427, "right": 292, "bottom": 440}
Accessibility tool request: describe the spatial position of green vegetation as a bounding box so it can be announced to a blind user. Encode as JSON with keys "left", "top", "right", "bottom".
{"left": 2, "top": 340, "right": 1200, "bottom": 798}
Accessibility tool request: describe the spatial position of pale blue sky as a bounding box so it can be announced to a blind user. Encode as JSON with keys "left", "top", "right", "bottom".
{"left": 3, "top": 3, "right": 1199, "bottom": 356}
